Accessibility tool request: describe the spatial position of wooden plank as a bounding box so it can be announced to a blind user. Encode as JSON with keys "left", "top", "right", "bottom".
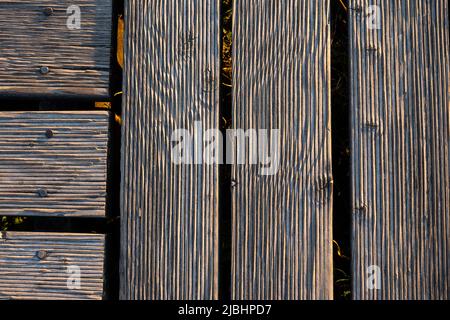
{"left": 231, "top": 0, "right": 333, "bottom": 299}
{"left": 0, "top": 0, "right": 112, "bottom": 99}
{"left": 0, "top": 111, "right": 109, "bottom": 217}
{"left": 0, "top": 232, "right": 105, "bottom": 300}
{"left": 350, "top": 0, "right": 450, "bottom": 299}
{"left": 120, "top": 0, "right": 220, "bottom": 299}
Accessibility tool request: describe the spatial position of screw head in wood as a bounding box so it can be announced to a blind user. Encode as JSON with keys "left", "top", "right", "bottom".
{"left": 43, "top": 7, "right": 54, "bottom": 16}
{"left": 45, "top": 129, "right": 54, "bottom": 139}
{"left": 40, "top": 66, "right": 50, "bottom": 75}
{"left": 36, "top": 250, "right": 48, "bottom": 260}
{"left": 37, "top": 188, "right": 48, "bottom": 198}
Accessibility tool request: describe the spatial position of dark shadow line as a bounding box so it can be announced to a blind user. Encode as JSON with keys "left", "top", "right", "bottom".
{"left": 330, "top": 0, "right": 352, "bottom": 300}
{"left": 218, "top": 0, "right": 233, "bottom": 301}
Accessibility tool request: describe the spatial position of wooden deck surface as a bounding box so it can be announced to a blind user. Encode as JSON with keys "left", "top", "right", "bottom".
{"left": 0, "top": 0, "right": 448, "bottom": 301}
{"left": 120, "top": 0, "right": 221, "bottom": 299}
{"left": 0, "top": 232, "right": 105, "bottom": 300}
{"left": 350, "top": 0, "right": 450, "bottom": 300}
{"left": 0, "top": 0, "right": 112, "bottom": 98}
{"left": 231, "top": 0, "right": 333, "bottom": 300}
{"left": 0, "top": 111, "right": 110, "bottom": 217}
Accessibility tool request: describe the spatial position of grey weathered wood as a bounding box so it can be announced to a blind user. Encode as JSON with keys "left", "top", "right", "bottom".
{"left": 0, "top": 232, "right": 105, "bottom": 300}
{"left": 0, "top": 0, "right": 112, "bottom": 98}
{"left": 0, "top": 111, "right": 109, "bottom": 217}
{"left": 231, "top": 0, "right": 333, "bottom": 299}
{"left": 350, "top": 0, "right": 450, "bottom": 300}
{"left": 120, "top": 0, "right": 220, "bottom": 299}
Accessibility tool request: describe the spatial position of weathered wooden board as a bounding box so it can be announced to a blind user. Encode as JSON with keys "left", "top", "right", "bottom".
{"left": 120, "top": 1, "right": 220, "bottom": 299}
{"left": 0, "top": 0, "right": 112, "bottom": 98}
{"left": 0, "top": 111, "right": 109, "bottom": 217}
{"left": 0, "top": 232, "right": 105, "bottom": 300}
{"left": 231, "top": 0, "right": 333, "bottom": 299}
{"left": 350, "top": 0, "right": 450, "bottom": 299}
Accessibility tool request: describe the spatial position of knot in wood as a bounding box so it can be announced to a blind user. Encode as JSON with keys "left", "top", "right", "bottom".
{"left": 356, "top": 204, "right": 368, "bottom": 214}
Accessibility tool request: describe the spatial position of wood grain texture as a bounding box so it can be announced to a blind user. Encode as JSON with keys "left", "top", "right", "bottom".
{"left": 120, "top": 0, "right": 220, "bottom": 299}
{"left": 0, "top": 0, "right": 112, "bottom": 98}
{"left": 0, "top": 111, "right": 109, "bottom": 217}
{"left": 0, "top": 232, "right": 105, "bottom": 300}
{"left": 350, "top": 0, "right": 450, "bottom": 300}
{"left": 231, "top": 0, "right": 333, "bottom": 299}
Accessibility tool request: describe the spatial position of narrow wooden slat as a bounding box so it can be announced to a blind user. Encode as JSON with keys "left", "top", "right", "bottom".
{"left": 120, "top": 0, "right": 220, "bottom": 299}
{"left": 349, "top": 0, "right": 450, "bottom": 299}
{"left": 231, "top": 0, "right": 333, "bottom": 299}
{"left": 0, "top": 0, "right": 112, "bottom": 98}
{"left": 0, "top": 111, "right": 109, "bottom": 217}
{"left": 0, "top": 232, "right": 105, "bottom": 300}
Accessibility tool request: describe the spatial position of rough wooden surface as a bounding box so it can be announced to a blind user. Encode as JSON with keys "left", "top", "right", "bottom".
{"left": 0, "top": 232, "right": 105, "bottom": 300}
{"left": 350, "top": 0, "right": 450, "bottom": 300}
{"left": 0, "top": 0, "right": 112, "bottom": 98}
{"left": 120, "top": 0, "right": 220, "bottom": 299}
{"left": 231, "top": 0, "right": 333, "bottom": 299}
{"left": 0, "top": 111, "right": 109, "bottom": 217}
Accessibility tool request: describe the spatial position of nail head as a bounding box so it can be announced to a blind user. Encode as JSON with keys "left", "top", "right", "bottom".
{"left": 45, "top": 129, "right": 54, "bottom": 139}
{"left": 43, "top": 7, "right": 54, "bottom": 16}
{"left": 37, "top": 188, "right": 48, "bottom": 198}
{"left": 36, "top": 250, "right": 48, "bottom": 260}
{"left": 40, "top": 66, "right": 50, "bottom": 75}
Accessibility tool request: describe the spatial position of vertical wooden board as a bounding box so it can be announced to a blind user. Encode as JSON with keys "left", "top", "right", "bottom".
{"left": 0, "top": 111, "right": 109, "bottom": 217}
{"left": 120, "top": 1, "right": 220, "bottom": 299}
{"left": 232, "top": 0, "right": 333, "bottom": 299}
{"left": 0, "top": 232, "right": 105, "bottom": 300}
{"left": 0, "top": 0, "right": 112, "bottom": 98}
{"left": 350, "top": 0, "right": 450, "bottom": 299}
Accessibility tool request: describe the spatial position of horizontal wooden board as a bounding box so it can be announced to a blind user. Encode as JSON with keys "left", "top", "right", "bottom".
{"left": 0, "top": 232, "right": 105, "bottom": 300}
{"left": 350, "top": 0, "right": 450, "bottom": 299}
{"left": 0, "top": 0, "right": 112, "bottom": 98}
{"left": 0, "top": 111, "right": 109, "bottom": 217}
{"left": 231, "top": 0, "right": 333, "bottom": 299}
{"left": 120, "top": 0, "right": 220, "bottom": 299}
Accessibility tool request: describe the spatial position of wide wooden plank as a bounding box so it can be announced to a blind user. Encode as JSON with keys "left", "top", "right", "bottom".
{"left": 350, "top": 0, "right": 450, "bottom": 299}
{"left": 120, "top": 0, "right": 220, "bottom": 299}
{"left": 0, "top": 232, "right": 105, "bottom": 300}
{"left": 231, "top": 0, "right": 333, "bottom": 299}
{"left": 0, "top": 0, "right": 112, "bottom": 98}
{"left": 0, "top": 111, "right": 109, "bottom": 217}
